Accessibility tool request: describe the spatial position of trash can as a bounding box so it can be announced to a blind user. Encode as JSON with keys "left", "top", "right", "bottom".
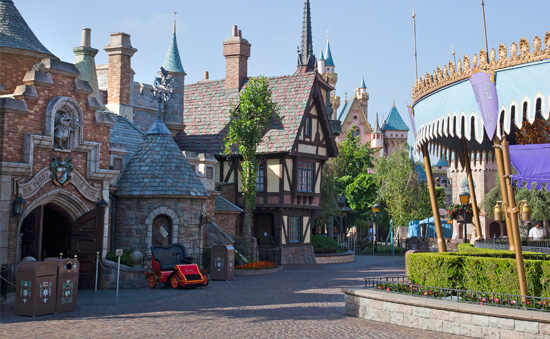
{"left": 45, "top": 258, "right": 79, "bottom": 313}
{"left": 211, "top": 245, "right": 235, "bottom": 281}
{"left": 15, "top": 261, "right": 57, "bottom": 317}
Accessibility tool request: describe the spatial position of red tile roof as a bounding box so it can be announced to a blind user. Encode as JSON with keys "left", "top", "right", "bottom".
{"left": 175, "top": 72, "right": 318, "bottom": 155}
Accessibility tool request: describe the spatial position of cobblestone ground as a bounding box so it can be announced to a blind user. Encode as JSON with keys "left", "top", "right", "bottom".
{"left": 1, "top": 255, "right": 462, "bottom": 338}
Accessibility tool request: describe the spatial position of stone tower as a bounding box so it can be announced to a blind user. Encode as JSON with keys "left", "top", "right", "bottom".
{"left": 162, "top": 19, "right": 186, "bottom": 135}
{"left": 355, "top": 78, "right": 369, "bottom": 119}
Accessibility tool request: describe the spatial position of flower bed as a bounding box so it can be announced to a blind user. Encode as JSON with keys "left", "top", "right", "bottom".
{"left": 372, "top": 279, "right": 550, "bottom": 311}
{"left": 236, "top": 260, "right": 277, "bottom": 270}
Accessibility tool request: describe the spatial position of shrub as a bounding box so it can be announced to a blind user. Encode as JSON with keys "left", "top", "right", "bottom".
{"left": 312, "top": 235, "right": 338, "bottom": 254}
{"left": 407, "top": 253, "right": 463, "bottom": 288}
{"left": 106, "top": 249, "right": 132, "bottom": 266}
{"left": 408, "top": 251, "right": 545, "bottom": 296}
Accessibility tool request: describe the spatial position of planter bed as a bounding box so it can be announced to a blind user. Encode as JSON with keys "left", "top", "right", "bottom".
{"left": 235, "top": 266, "right": 283, "bottom": 276}
{"left": 315, "top": 251, "right": 355, "bottom": 264}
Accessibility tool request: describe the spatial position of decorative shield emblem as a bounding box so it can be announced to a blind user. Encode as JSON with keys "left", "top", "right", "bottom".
{"left": 50, "top": 156, "right": 74, "bottom": 186}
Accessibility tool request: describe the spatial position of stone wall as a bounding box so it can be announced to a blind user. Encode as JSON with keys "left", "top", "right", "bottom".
{"left": 115, "top": 197, "right": 204, "bottom": 257}
{"left": 281, "top": 245, "right": 315, "bottom": 264}
{"left": 344, "top": 288, "right": 550, "bottom": 338}
{"left": 99, "top": 259, "right": 147, "bottom": 289}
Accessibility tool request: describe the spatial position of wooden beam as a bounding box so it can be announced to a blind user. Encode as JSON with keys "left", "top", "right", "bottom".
{"left": 462, "top": 138, "right": 483, "bottom": 239}
{"left": 421, "top": 143, "right": 447, "bottom": 252}
{"left": 502, "top": 139, "right": 528, "bottom": 301}
{"left": 494, "top": 137, "right": 515, "bottom": 251}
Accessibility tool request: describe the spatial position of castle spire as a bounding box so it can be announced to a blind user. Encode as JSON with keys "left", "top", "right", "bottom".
{"left": 163, "top": 13, "right": 186, "bottom": 74}
{"left": 373, "top": 112, "right": 382, "bottom": 134}
{"left": 360, "top": 77, "right": 366, "bottom": 89}
{"left": 296, "top": 0, "right": 315, "bottom": 73}
{"left": 324, "top": 35, "right": 335, "bottom": 67}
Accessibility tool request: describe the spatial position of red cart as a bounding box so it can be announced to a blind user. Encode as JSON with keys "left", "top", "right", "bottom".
{"left": 147, "top": 244, "right": 208, "bottom": 289}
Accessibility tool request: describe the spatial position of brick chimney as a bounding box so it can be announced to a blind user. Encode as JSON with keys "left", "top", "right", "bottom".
{"left": 103, "top": 32, "right": 137, "bottom": 120}
{"left": 223, "top": 25, "right": 250, "bottom": 92}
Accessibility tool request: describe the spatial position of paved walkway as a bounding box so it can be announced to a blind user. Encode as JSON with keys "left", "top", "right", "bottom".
{"left": 1, "top": 255, "right": 462, "bottom": 338}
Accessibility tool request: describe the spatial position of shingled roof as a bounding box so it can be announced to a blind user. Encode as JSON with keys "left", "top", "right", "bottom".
{"left": 109, "top": 114, "right": 146, "bottom": 164}
{"left": 0, "top": 0, "right": 55, "bottom": 58}
{"left": 382, "top": 105, "right": 409, "bottom": 131}
{"left": 175, "top": 72, "right": 319, "bottom": 155}
{"left": 116, "top": 132, "right": 209, "bottom": 198}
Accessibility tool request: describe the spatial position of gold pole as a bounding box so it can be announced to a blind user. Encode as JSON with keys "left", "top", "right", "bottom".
{"left": 462, "top": 139, "right": 483, "bottom": 239}
{"left": 421, "top": 143, "right": 447, "bottom": 252}
{"left": 481, "top": 0, "right": 490, "bottom": 63}
{"left": 412, "top": 6, "right": 418, "bottom": 80}
{"left": 502, "top": 139, "right": 528, "bottom": 300}
{"left": 494, "top": 137, "right": 514, "bottom": 250}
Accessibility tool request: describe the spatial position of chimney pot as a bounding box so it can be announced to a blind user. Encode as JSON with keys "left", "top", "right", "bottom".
{"left": 232, "top": 25, "right": 238, "bottom": 37}
{"left": 238, "top": 30, "right": 242, "bottom": 38}
{"left": 204, "top": 71, "right": 209, "bottom": 80}
{"left": 81, "top": 28, "right": 91, "bottom": 47}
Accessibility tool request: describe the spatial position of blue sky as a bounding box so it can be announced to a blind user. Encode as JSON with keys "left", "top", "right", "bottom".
{"left": 15, "top": 0, "right": 550, "bottom": 149}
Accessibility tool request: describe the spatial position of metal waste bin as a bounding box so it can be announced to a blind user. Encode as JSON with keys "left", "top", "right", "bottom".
{"left": 211, "top": 245, "right": 235, "bottom": 281}
{"left": 45, "top": 258, "right": 79, "bottom": 313}
{"left": 16, "top": 261, "right": 57, "bottom": 317}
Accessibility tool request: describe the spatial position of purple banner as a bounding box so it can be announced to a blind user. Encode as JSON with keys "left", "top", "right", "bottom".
{"left": 407, "top": 105, "right": 417, "bottom": 139}
{"left": 469, "top": 69, "right": 499, "bottom": 140}
{"left": 510, "top": 144, "right": 550, "bottom": 191}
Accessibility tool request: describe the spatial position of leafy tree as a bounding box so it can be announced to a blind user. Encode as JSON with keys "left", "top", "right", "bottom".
{"left": 373, "top": 148, "right": 432, "bottom": 229}
{"left": 314, "top": 129, "right": 377, "bottom": 235}
{"left": 224, "top": 76, "right": 278, "bottom": 240}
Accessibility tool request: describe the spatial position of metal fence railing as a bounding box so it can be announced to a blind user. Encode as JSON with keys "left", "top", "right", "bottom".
{"left": 364, "top": 276, "right": 550, "bottom": 312}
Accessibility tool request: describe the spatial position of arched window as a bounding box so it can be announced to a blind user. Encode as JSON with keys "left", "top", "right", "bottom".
{"left": 355, "top": 129, "right": 360, "bottom": 137}
{"left": 152, "top": 215, "right": 172, "bottom": 246}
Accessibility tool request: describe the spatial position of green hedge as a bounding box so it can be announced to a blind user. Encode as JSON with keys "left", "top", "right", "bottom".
{"left": 312, "top": 235, "right": 338, "bottom": 254}
{"left": 407, "top": 250, "right": 548, "bottom": 297}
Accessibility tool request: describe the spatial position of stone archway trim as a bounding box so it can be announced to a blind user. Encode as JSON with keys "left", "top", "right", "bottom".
{"left": 145, "top": 206, "right": 179, "bottom": 251}
{"left": 17, "top": 167, "right": 101, "bottom": 202}
{"left": 19, "top": 188, "right": 90, "bottom": 233}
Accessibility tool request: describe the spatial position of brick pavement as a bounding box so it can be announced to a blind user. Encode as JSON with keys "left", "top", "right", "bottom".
{"left": 0, "top": 255, "right": 463, "bottom": 338}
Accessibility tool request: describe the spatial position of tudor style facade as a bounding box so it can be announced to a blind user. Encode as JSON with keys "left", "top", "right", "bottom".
{"left": 175, "top": 2, "right": 338, "bottom": 264}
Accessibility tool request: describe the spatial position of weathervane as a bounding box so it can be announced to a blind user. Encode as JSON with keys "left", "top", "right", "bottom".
{"left": 152, "top": 66, "right": 173, "bottom": 103}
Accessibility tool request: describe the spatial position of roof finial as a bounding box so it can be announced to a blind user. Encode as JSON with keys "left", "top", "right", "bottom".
{"left": 173, "top": 12, "right": 177, "bottom": 33}
{"left": 392, "top": 95, "right": 395, "bottom": 107}
{"left": 327, "top": 30, "right": 330, "bottom": 41}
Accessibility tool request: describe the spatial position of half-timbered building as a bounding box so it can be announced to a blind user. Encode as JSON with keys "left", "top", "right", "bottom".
{"left": 175, "top": 2, "right": 338, "bottom": 264}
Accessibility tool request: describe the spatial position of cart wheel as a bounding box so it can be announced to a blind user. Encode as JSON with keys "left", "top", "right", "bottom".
{"left": 148, "top": 274, "right": 156, "bottom": 289}
{"left": 170, "top": 275, "right": 179, "bottom": 289}
{"left": 203, "top": 274, "right": 209, "bottom": 287}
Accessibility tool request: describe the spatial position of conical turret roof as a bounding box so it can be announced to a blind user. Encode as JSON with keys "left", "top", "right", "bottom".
{"left": 0, "top": 0, "right": 55, "bottom": 58}
{"left": 324, "top": 38, "right": 334, "bottom": 67}
{"left": 373, "top": 112, "right": 382, "bottom": 134}
{"left": 318, "top": 47, "right": 324, "bottom": 60}
{"left": 162, "top": 20, "right": 185, "bottom": 74}
{"left": 383, "top": 105, "right": 409, "bottom": 131}
{"left": 360, "top": 77, "right": 366, "bottom": 89}
{"left": 116, "top": 128, "right": 208, "bottom": 197}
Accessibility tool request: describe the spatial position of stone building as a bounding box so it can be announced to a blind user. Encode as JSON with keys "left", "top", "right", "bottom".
{"left": 0, "top": 0, "right": 235, "bottom": 289}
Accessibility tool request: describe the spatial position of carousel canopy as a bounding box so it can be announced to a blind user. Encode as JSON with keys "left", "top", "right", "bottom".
{"left": 412, "top": 33, "right": 550, "bottom": 164}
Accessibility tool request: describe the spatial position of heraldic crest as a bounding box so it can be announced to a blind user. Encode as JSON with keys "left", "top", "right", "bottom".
{"left": 50, "top": 156, "right": 74, "bottom": 186}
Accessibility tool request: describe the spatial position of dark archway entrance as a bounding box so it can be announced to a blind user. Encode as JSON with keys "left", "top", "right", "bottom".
{"left": 20, "top": 204, "right": 105, "bottom": 289}
{"left": 20, "top": 204, "right": 71, "bottom": 261}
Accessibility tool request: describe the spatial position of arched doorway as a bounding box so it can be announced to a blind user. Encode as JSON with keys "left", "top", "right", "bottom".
{"left": 19, "top": 199, "right": 106, "bottom": 290}
{"left": 20, "top": 204, "right": 72, "bottom": 261}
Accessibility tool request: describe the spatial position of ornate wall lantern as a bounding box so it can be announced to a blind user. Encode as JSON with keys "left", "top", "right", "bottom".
{"left": 459, "top": 191, "right": 470, "bottom": 205}
{"left": 12, "top": 194, "right": 26, "bottom": 218}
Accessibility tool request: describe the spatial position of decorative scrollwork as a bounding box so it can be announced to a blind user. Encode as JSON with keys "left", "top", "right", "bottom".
{"left": 152, "top": 67, "right": 173, "bottom": 103}
{"left": 412, "top": 31, "right": 550, "bottom": 104}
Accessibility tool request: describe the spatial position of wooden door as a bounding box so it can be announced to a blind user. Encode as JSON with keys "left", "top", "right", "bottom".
{"left": 71, "top": 207, "right": 105, "bottom": 290}
{"left": 20, "top": 206, "right": 43, "bottom": 260}
{"left": 254, "top": 213, "right": 275, "bottom": 248}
